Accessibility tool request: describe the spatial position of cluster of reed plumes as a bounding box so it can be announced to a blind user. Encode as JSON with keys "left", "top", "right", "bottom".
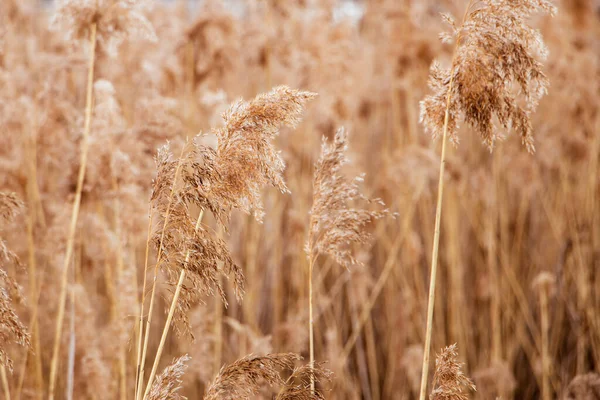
{"left": 1, "top": 0, "right": 599, "bottom": 398}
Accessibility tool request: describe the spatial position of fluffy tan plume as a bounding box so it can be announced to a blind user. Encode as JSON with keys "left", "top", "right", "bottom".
{"left": 147, "top": 354, "right": 191, "bottom": 400}
{"left": 306, "top": 127, "right": 391, "bottom": 268}
{"left": 430, "top": 344, "right": 476, "bottom": 400}
{"left": 203, "top": 353, "right": 300, "bottom": 400}
{"left": 420, "top": 0, "right": 557, "bottom": 152}
{"left": 276, "top": 362, "right": 333, "bottom": 400}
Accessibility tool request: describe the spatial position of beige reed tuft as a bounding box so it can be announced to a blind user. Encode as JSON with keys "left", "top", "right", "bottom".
{"left": 429, "top": 345, "right": 476, "bottom": 400}
{"left": 52, "top": 0, "right": 157, "bottom": 57}
{"left": 420, "top": 0, "right": 557, "bottom": 153}
{"left": 203, "top": 353, "right": 300, "bottom": 400}
{"left": 276, "top": 362, "right": 333, "bottom": 400}
{"left": 138, "top": 86, "right": 316, "bottom": 398}
{"left": 418, "top": 1, "right": 556, "bottom": 399}
{"left": 146, "top": 355, "right": 190, "bottom": 400}
{"left": 0, "top": 192, "right": 30, "bottom": 373}
{"left": 306, "top": 127, "right": 391, "bottom": 392}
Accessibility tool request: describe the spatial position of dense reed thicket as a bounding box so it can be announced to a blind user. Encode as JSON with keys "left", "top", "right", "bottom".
{"left": 0, "top": 0, "right": 598, "bottom": 399}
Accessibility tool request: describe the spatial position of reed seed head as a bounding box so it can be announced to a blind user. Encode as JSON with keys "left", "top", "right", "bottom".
{"left": 420, "top": 0, "right": 557, "bottom": 153}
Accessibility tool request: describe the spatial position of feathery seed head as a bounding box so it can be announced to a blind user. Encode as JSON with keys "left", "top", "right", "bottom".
{"left": 276, "top": 362, "right": 333, "bottom": 400}
{"left": 52, "top": 0, "right": 157, "bottom": 56}
{"left": 306, "top": 128, "right": 392, "bottom": 268}
{"left": 430, "top": 344, "right": 476, "bottom": 400}
{"left": 204, "top": 353, "right": 300, "bottom": 400}
{"left": 216, "top": 86, "right": 316, "bottom": 221}
{"left": 147, "top": 354, "right": 191, "bottom": 400}
{"left": 0, "top": 192, "right": 29, "bottom": 372}
{"left": 420, "top": 0, "right": 556, "bottom": 153}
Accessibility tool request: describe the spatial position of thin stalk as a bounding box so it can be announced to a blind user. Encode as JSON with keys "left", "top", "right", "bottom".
{"left": 136, "top": 148, "right": 185, "bottom": 400}
{"left": 417, "top": 97, "right": 451, "bottom": 400}
{"left": 339, "top": 191, "right": 419, "bottom": 363}
{"left": 24, "top": 123, "right": 44, "bottom": 399}
{"left": 48, "top": 23, "right": 97, "bottom": 400}
{"left": 111, "top": 176, "right": 127, "bottom": 400}
{"left": 540, "top": 287, "right": 550, "bottom": 400}
{"left": 308, "top": 256, "right": 315, "bottom": 394}
{"left": 1, "top": 366, "right": 10, "bottom": 400}
{"left": 418, "top": 3, "right": 473, "bottom": 398}
{"left": 134, "top": 210, "right": 153, "bottom": 400}
{"left": 143, "top": 210, "right": 204, "bottom": 399}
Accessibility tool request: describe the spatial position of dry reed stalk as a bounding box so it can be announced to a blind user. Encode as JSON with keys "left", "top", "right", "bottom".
{"left": 533, "top": 272, "right": 556, "bottom": 400}
{"left": 134, "top": 210, "right": 153, "bottom": 400}
{"left": 142, "top": 210, "right": 204, "bottom": 399}
{"left": 15, "top": 282, "right": 42, "bottom": 400}
{"left": 418, "top": 11, "right": 467, "bottom": 398}
{"left": 25, "top": 202, "right": 43, "bottom": 399}
{"left": 418, "top": 0, "right": 556, "bottom": 397}
{"left": 1, "top": 366, "right": 9, "bottom": 400}
{"left": 136, "top": 147, "right": 186, "bottom": 400}
{"left": 306, "top": 128, "right": 391, "bottom": 393}
{"left": 339, "top": 186, "right": 422, "bottom": 364}
{"left": 109, "top": 175, "right": 127, "bottom": 400}
{"left": 48, "top": 23, "right": 97, "bottom": 400}
{"left": 24, "top": 130, "right": 44, "bottom": 398}
{"left": 490, "top": 151, "right": 502, "bottom": 363}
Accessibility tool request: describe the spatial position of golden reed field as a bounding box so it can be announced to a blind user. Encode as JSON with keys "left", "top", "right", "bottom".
{"left": 0, "top": 0, "right": 599, "bottom": 399}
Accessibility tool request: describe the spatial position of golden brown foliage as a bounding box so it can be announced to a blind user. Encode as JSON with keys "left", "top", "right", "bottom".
{"left": 1, "top": 1, "right": 598, "bottom": 399}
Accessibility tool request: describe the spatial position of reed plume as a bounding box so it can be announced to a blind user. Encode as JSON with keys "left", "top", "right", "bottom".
{"left": 276, "top": 362, "right": 333, "bottom": 400}
{"left": 147, "top": 355, "right": 190, "bottom": 400}
{"left": 420, "top": 0, "right": 557, "bottom": 152}
{"left": 429, "top": 345, "right": 475, "bottom": 400}
{"left": 0, "top": 192, "right": 30, "bottom": 372}
{"left": 52, "top": 0, "right": 157, "bottom": 56}
{"left": 203, "top": 353, "right": 299, "bottom": 400}
{"left": 140, "top": 86, "right": 315, "bottom": 397}
{"left": 306, "top": 128, "right": 390, "bottom": 268}
{"left": 563, "top": 373, "right": 600, "bottom": 400}
{"left": 418, "top": 2, "right": 556, "bottom": 399}
{"left": 306, "top": 127, "right": 391, "bottom": 391}
{"left": 50, "top": 1, "right": 157, "bottom": 398}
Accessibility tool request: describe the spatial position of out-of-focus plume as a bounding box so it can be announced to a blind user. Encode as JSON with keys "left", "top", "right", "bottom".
{"left": 52, "top": 0, "right": 157, "bottom": 55}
